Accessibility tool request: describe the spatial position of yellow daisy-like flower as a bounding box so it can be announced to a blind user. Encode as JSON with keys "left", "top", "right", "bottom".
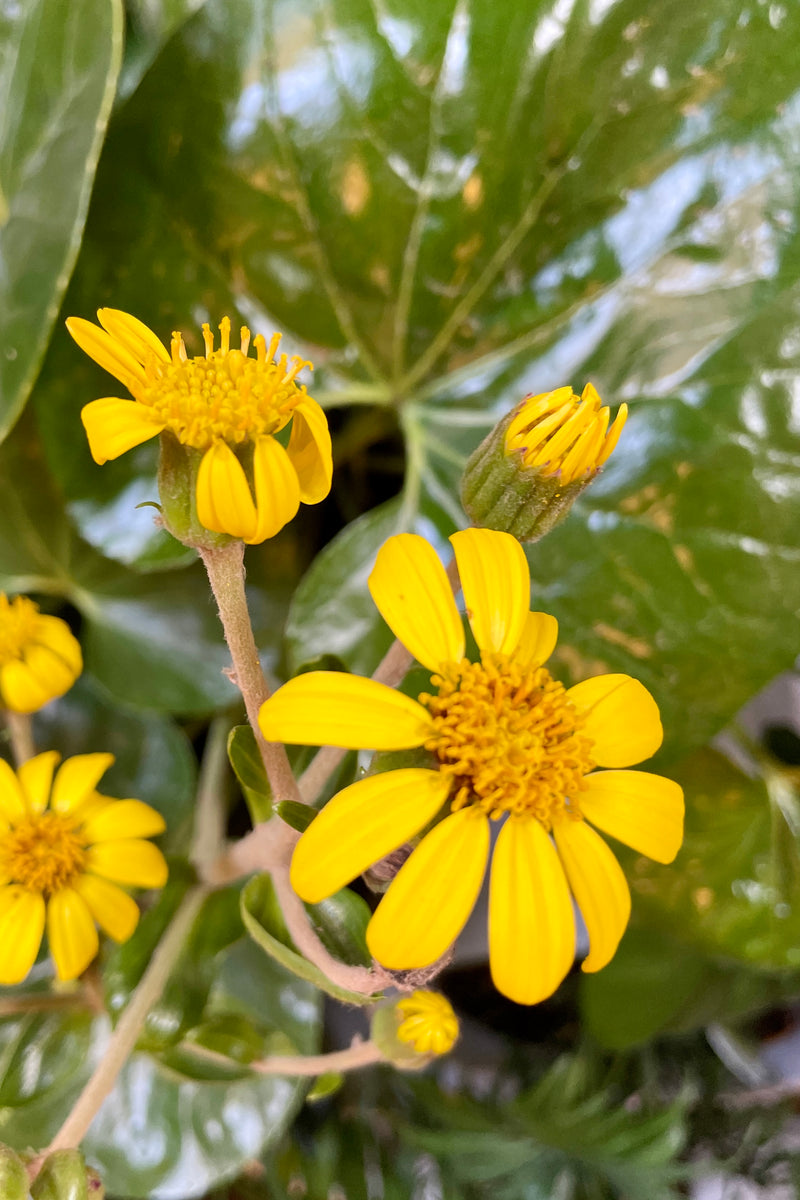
{"left": 505, "top": 383, "right": 627, "bottom": 485}
{"left": 66, "top": 309, "right": 332, "bottom": 544}
{"left": 0, "top": 751, "right": 168, "bottom": 984}
{"left": 0, "top": 595, "right": 82, "bottom": 714}
{"left": 396, "top": 990, "right": 459, "bottom": 1056}
{"left": 259, "top": 528, "right": 684, "bottom": 1006}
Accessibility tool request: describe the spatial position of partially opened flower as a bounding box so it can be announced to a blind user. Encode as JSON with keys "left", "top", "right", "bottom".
{"left": 66, "top": 309, "right": 332, "bottom": 545}
{"left": 260, "top": 528, "right": 684, "bottom": 1006}
{"left": 0, "top": 752, "right": 168, "bottom": 984}
{"left": 0, "top": 594, "right": 82, "bottom": 714}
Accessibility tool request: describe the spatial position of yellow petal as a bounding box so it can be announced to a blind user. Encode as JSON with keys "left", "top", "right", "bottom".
{"left": 18, "top": 750, "right": 61, "bottom": 815}
{"left": 0, "top": 653, "right": 65, "bottom": 714}
{"left": 0, "top": 759, "right": 27, "bottom": 823}
{"left": 0, "top": 888, "right": 46, "bottom": 984}
{"left": 47, "top": 887, "right": 99, "bottom": 981}
{"left": 86, "top": 840, "right": 168, "bottom": 889}
{"left": 514, "top": 612, "right": 558, "bottom": 669}
{"left": 259, "top": 671, "right": 433, "bottom": 750}
{"left": 286, "top": 398, "right": 333, "bottom": 504}
{"left": 291, "top": 768, "right": 452, "bottom": 903}
{"left": 489, "top": 817, "right": 575, "bottom": 1005}
{"left": 248, "top": 435, "right": 301, "bottom": 543}
{"left": 34, "top": 616, "right": 83, "bottom": 676}
{"left": 580, "top": 770, "right": 684, "bottom": 864}
{"left": 97, "top": 308, "right": 170, "bottom": 364}
{"left": 450, "top": 528, "right": 529, "bottom": 655}
{"left": 567, "top": 674, "right": 662, "bottom": 767}
{"left": 51, "top": 753, "right": 115, "bottom": 815}
{"left": 80, "top": 397, "right": 163, "bottom": 465}
{"left": 74, "top": 874, "right": 139, "bottom": 943}
{"left": 553, "top": 819, "right": 631, "bottom": 973}
{"left": 66, "top": 316, "right": 148, "bottom": 390}
{"left": 195, "top": 443, "right": 257, "bottom": 540}
{"left": 81, "top": 799, "right": 166, "bottom": 844}
{"left": 368, "top": 534, "right": 465, "bottom": 672}
{"left": 367, "top": 808, "right": 489, "bottom": 969}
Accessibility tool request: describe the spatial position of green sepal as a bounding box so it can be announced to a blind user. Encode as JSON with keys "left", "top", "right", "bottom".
{"left": 460, "top": 409, "right": 593, "bottom": 542}
{"left": 0, "top": 1144, "right": 28, "bottom": 1200}
{"left": 275, "top": 799, "right": 317, "bottom": 833}
{"left": 370, "top": 1004, "right": 425, "bottom": 1071}
{"left": 156, "top": 431, "right": 231, "bottom": 550}
{"left": 30, "top": 1150, "right": 89, "bottom": 1200}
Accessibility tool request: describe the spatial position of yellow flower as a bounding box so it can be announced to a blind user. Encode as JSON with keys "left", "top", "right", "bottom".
{"left": 0, "top": 595, "right": 82, "bottom": 714}
{"left": 0, "top": 751, "right": 168, "bottom": 983}
{"left": 396, "top": 990, "right": 459, "bottom": 1056}
{"left": 505, "top": 384, "right": 627, "bottom": 485}
{"left": 259, "top": 528, "right": 684, "bottom": 1006}
{"left": 66, "top": 309, "right": 332, "bottom": 544}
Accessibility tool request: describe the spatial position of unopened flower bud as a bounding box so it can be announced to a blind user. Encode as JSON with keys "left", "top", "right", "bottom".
{"left": 371, "top": 990, "right": 459, "bottom": 1067}
{"left": 460, "top": 384, "right": 627, "bottom": 542}
{"left": 30, "top": 1149, "right": 90, "bottom": 1200}
{"left": 0, "top": 1145, "right": 28, "bottom": 1200}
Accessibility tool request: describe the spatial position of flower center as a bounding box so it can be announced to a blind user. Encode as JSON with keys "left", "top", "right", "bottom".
{"left": 419, "top": 655, "right": 595, "bottom": 827}
{"left": 0, "top": 594, "right": 40, "bottom": 666}
{"left": 136, "top": 319, "right": 312, "bottom": 452}
{"left": 2, "top": 812, "right": 86, "bottom": 894}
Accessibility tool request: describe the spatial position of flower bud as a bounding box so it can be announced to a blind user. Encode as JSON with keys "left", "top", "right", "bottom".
{"left": 0, "top": 1145, "right": 28, "bottom": 1200}
{"left": 460, "top": 384, "right": 627, "bottom": 542}
{"left": 371, "top": 990, "right": 459, "bottom": 1067}
{"left": 30, "top": 1149, "right": 90, "bottom": 1200}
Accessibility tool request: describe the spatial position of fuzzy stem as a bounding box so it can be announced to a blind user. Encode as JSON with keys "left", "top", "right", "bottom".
{"left": 44, "top": 886, "right": 208, "bottom": 1156}
{"left": 4, "top": 709, "right": 35, "bottom": 765}
{"left": 200, "top": 542, "right": 301, "bottom": 806}
{"left": 186, "top": 1035, "right": 383, "bottom": 1076}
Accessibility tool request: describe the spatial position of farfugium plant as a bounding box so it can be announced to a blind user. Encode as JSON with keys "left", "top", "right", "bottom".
{"left": 3, "top": 305, "right": 689, "bottom": 1197}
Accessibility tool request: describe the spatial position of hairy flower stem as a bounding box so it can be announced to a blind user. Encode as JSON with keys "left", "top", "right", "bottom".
{"left": 186, "top": 1035, "right": 383, "bottom": 1076}
{"left": 4, "top": 709, "right": 35, "bottom": 766}
{"left": 43, "top": 886, "right": 209, "bottom": 1159}
{"left": 200, "top": 541, "right": 301, "bottom": 807}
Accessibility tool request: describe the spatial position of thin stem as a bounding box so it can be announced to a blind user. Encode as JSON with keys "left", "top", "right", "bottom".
{"left": 185, "top": 1035, "right": 383, "bottom": 1077}
{"left": 200, "top": 541, "right": 301, "bottom": 806}
{"left": 4, "top": 710, "right": 35, "bottom": 765}
{"left": 191, "top": 715, "right": 230, "bottom": 872}
{"left": 44, "top": 886, "right": 208, "bottom": 1156}
{"left": 272, "top": 864, "right": 387, "bottom": 995}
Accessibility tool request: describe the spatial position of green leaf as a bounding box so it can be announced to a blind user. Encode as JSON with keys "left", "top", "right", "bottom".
{"left": 275, "top": 800, "right": 316, "bottom": 834}
{"left": 228, "top": 724, "right": 272, "bottom": 823}
{"left": 241, "top": 873, "right": 378, "bottom": 1006}
{"left": 33, "top": 673, "right": 196, "bottom": 854}
{"left": 580, "top": 926, "right": 800, "bottom": 1050}
{"left": 621, "top": 749, "right": 800, "bottom": 971}
{"left": 0, "top": 0, "right": 122, "bottom": 441}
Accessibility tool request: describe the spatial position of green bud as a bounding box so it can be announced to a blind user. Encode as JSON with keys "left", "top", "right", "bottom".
{"left": 460, "top": 385, "right": 627, "bottom": 542}
{"left": 30, "top": 1150, "right": 89, "bottom": 1200}
{"left": 370, "top": 1003, "right": 425, "bottom": 1070}
{"left": 157, "top": 432, "right": 231, "bottom": 550}
{"left": 0, "top": 1144, "right": 28, "bottom": 1200}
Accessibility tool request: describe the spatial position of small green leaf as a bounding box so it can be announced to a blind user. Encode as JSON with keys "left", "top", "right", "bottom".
{"left": 30, "top": 1150, "right": 89, "bottom": 1200}
{"left": 228, "top": 725, "right": 272, "bottom": 823}
{"left": 275, "top": 800, "right": 316, "bottom": 834}
{"left": 306, "top": 1072, "right": 344, "bottom": 1102}
{"left": 241, "top": 874, "right": 378, "bottom": 1007}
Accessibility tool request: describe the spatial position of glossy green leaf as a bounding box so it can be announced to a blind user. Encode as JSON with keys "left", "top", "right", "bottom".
{"left": 620, "top": 749, "right": 800, "bottom": 971}
{"left": 0, "top": 0, "right": 122, "bottom": 441}
{"left": 120, "top": 0, "right": 209, "bottom": 98}
{"left": 241, "top": 873, "right": 378, "bottom": 1006}
{"left": 33, "top": 674, "right": 196, "bottom": 853}
{"left": 275, "top": 800, "right": 317, "bottom": 834}
{"left": 228, "top": 724, "right": 272, "bottom": 823}
{"left": 580, "top": 926, "right": 800, "bottom": 1050}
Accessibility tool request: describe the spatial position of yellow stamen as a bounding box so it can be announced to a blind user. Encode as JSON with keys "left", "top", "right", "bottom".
{"left": 419, "top": 654, "right": 595, "bottom": 828}
{"left": 120, "top": 320, "right": 312, "bottom": 453}
{"left": 0, "top": 594, "right": 40, "bottom": 666}
{"left": 1, "top": 812, "right": 86, "bottom": 895}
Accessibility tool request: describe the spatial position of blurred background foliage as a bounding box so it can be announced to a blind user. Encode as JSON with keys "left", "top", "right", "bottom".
{"left": 1, "top": 0, "right": 800, "bottom": 1195}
